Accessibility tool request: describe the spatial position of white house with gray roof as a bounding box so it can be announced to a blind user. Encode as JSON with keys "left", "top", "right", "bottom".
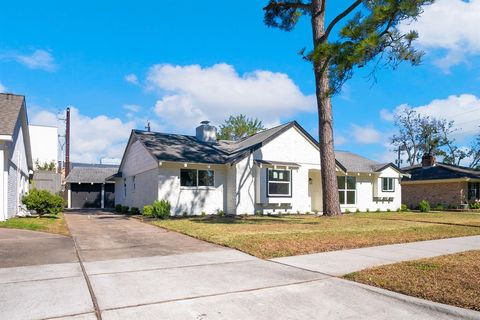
{"left": 0, "top": 93, "right": 33, "bottom": 221}
{"left": 115, "top": 121, "right": 403, "bottom": 215}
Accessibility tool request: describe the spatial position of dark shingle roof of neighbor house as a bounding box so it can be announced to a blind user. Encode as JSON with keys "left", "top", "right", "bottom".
{"left": 65, "top": 164, "right": 119, "bottom": 183}
{"left": 0, "top": 93, "right": 25, "bottom": 136}
{"left": 402, "top": 163, "right": 480, "bottom": 182}
{"left": 334, "top": 150, "right": 396, "bottom": 173}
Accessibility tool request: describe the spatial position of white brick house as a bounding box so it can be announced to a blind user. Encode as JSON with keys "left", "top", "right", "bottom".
{"left": 0, "top": 93, "right": 33, "bottom": 221}
{"left": 115, "top": 121, "right": 403, "bottom": 215}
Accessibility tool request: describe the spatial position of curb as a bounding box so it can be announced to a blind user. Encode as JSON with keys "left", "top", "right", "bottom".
{"left": 339, "top": 278, "right": 480, "bottom": 320}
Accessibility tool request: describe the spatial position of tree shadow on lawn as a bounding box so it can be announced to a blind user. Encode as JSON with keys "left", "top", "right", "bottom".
{"left": 186, "top": 215, "right": 322, "bottom": 225}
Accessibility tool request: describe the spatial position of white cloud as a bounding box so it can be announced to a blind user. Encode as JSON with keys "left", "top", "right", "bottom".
{"left": 379, "top": 108, "right": 395, "bottom": 121}
{"left": 123, "top": 104, "right": 141, "bottom": 113}
{"left": 125, "top": 73, "right": 139, "bottom": 85}
{"left": 0, "top": 82, "right": 6, "bottom": 93}
{"left": 351, "top": 124, "right": 381, "bottom": 144}
{"left": 411, "top": 94, "right": 480, "bottom": 139}
{"left": 400, "top": 0, "right": 480, "bottom": 71}
{"left": 335, "top": 135, "right": 347, "bottom": 146}
{"left": 146, "top": 63, "right": 315, "bottom": 132}
{"left": 14, "top": 49, "right": 56, "bottom": 71}
{"left": 30, "top": 107, "right": 135, "bottom": 163}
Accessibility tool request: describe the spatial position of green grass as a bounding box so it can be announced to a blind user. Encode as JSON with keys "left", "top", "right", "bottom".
{"left": 0, "top": 212, "right": 69, "bottom": 236}
{"left": 150, "top": 212, "right": 480, "bottom": 258}
{"left": 345, "top": 250, "right": 480, "bottom": 311}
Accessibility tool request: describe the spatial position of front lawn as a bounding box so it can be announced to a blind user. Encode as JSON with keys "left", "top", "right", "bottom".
{"left": 0, "top": 212, "right": 69, "bottom": 236}
{"left": 345, "top": 250, "right": 480, "bottom": 311}
{"left": 151, "top": 212, "right": 480, "bottom": 258}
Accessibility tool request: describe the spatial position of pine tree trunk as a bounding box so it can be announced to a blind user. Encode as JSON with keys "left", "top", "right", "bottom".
{"left": 311, "top": 0, "right": 341, "bottom": 216}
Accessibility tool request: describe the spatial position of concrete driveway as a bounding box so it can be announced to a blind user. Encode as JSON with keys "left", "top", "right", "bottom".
{"left": 1, "top": 210, "right": 479, "bottom": 320}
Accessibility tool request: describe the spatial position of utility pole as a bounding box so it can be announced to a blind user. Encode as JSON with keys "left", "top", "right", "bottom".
{"left": 65, "top": 107, "right": 71, "bottom": 177}
{"left": 145, "top": 121, "right": 151, "bottom": 132}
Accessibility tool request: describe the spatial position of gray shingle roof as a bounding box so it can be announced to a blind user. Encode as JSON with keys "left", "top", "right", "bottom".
{"left": 132, "top": 122, "right": 296, "bottom": 165}
{"left": 0, "top": 93, "right": 25, "bottom": 136}
{"left": 335, "top": 151, "right": 392, "bottom": 173}
{"left": 66, "top": 165, "right": 119, "bottom": 183}
{"left": 128, "top": 122, "right": 392, "bottom": 173}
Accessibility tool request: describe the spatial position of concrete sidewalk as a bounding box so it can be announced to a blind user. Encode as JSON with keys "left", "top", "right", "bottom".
{"left": 271, "top": 235, "right": 480, "bottom": 276}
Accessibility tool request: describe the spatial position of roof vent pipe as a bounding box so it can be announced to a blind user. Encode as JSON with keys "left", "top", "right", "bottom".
{"left": 196, "top": 121, "right": 217, "bottom": 143}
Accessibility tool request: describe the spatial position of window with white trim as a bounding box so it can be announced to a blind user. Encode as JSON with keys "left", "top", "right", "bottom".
{"left": 337, "top": 176, "right": 356, "bottom": 205}
{"left": 382, "top": 177, "right": 395, "bottom": 192}
{"left": 180, "top": 169, "right": 214, "bottom": 187}
{"left": 267, "top": 169, "right": 291, "bottom": 197}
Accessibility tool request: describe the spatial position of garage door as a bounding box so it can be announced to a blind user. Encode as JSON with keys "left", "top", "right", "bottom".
{"left": 71, "top": 183, "right": 102, "bottom": 208}
{"left": 104, "top": 183, "right": 115, "bottom": 208}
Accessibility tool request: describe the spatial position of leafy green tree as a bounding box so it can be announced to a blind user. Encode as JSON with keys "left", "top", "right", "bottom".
{"left": 35, "top": 159, "right": 56, "bottom": 172}
{"left": 263, "top": 0, "right": 432, "bottom": 215}
{"left": 218, "top": 115, "right": 266, "bottom": 140}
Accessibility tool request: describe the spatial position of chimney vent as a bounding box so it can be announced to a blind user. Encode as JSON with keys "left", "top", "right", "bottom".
{"left": 196, "top": 121, "right": 217, "bottom": 143}
{"left": 421, "top": 153, "right": 435, "bottom": 167}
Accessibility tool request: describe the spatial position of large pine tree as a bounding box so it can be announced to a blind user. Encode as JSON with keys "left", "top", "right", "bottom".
{"left": 264, "top": 0, "right": 432, "bottom": 215}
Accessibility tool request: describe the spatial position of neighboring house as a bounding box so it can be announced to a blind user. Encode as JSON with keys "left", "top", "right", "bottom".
{"left": 0, "top": 93, "right": 33, "bottom": 221}
{"left": 29, "top": 125, "right": 61, "bottom": 193}
{"left": 401, "top": 154, "right": 480, "bottom": 209}
{"left": 115, "top": 121, "right": 403, "bottom": 215}
{"left": 29, "top": 124, "right": 58, "bottom": 167}
{"left": 65, "top": 163, "right": 118, "bottom": 209}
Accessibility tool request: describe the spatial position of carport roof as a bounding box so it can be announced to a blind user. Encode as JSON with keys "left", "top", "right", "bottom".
{"left": 66, "top": 165, "right": 119, "bottom": 184}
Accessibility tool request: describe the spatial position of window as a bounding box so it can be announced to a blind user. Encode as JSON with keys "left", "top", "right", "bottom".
{"left": 468, "top": 182, "right": 479, "bottom": 200}
{"left": 132, "top": 176, "right": 136, "bottom": 191}
{"left": 267, "top": 169, "right": 291, "bottom": 197}
{"left": 180, "top": 169, "right": 214, "bottom": 187}
{"left": 382, "top": 177, "right": 395, "bottom": 192}
{"left": 337, "top": 176, "right": 356, "bottom": 205}
{"left": 198, "top": 170, "right": 214, "bottom": 187}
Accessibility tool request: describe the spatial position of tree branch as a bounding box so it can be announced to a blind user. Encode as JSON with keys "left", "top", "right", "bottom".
{"left": 320, "top": 0, "right": 363, "bottom": 43}
{"left": 263, "top": 1, "right": 311, "bottom": 11}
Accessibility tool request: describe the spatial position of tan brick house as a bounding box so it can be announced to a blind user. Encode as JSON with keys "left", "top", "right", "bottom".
{"left": 401, "top": 154, "right": 480, "bottom": 209}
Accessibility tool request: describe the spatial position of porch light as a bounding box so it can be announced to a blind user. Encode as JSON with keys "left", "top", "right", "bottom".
{"left": 309, "top": 178, "right": 312, "bottom": 185}
{"left": 184, "top": 163, "right": 187, "bottom": 167}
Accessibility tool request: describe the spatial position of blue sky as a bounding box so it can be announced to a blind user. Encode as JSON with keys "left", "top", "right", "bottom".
{"left": 1, "top": 0, "right": 479, "bottom": 163}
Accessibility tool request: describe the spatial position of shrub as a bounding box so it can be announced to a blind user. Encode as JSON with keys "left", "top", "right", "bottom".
{"left": 418, "top": 200, "right": 430, "bottom": 212}
{"left": 366, "top": 208, "right": 370, "bottom": 213}
{"left": 355, "top": 209, "right": 360, "bottom": 213}
{"left": 143, "top": 205, "right": 154, "bottom": 217}
{"left": 217, "top": 209, "right": 225, "bottom": 217}
{"left": 152, "top": 200, "right": 171, "bottom": 219}
{"left": 201, "top": 211, "right": 206, "bottom": 216}
{"left": 400, "top": 204, "right": 409, "bottom": 212}
{"left": 121, "top": 205, "right": 130, "bottom": 214}
{"left": 344, "top": 209, "right": 351, "bottom": 214}
{"left": 434, "top": 203, "right": 444, "bottom": 211}
{"left": 470, "top": 200, "right": 480, "bottom": 209}
{"left": 182, "top": 211, "right": 188, "bottom": 217}
{"left": 22, "top": 189, "right": 65, "bottom": 215}
{"left": 375, "top": 208, "right": 381, "bottom": 212}
{"left": 386, "top": 208, "right": 391, "bottom": 212}
{"left": 396, "top": 208, "right": 401, "bottom": 212}
{"left": 255, "top": 210, "right": 263, "bottom": 216}
{"left": 115, "top": 204, "right": 122, "bottom": 213}
{"left": 130, "top": 207, "right": 140, "bottom": 215}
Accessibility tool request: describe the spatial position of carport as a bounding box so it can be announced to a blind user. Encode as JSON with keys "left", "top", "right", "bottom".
{"left": 65, "top": 164, "right": 118, "bottom": 209}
